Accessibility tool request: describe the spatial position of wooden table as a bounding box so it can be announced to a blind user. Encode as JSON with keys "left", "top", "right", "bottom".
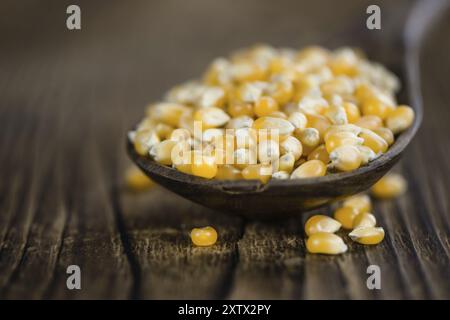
{"left": 0, "top": 0, "right": 448, "bottom": 299}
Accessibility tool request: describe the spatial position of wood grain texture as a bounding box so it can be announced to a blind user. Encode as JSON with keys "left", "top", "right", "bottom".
{"left": 0, "top": 0, "right": 448, "bottom": 299}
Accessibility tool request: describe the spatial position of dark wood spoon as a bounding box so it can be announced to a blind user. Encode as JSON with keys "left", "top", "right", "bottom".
{"left": 127, "top": 1, "right": 447, "bottom": 220}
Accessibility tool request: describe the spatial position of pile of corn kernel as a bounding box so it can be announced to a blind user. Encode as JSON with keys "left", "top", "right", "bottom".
{"left": 129, "top": 45, "right": 415, "bottom": 182}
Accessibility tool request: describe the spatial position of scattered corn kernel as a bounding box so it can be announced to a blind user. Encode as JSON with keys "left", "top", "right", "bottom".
{"left": 371, "top": 173, "right": 407, "bottom": 199}
{"left": 190, "top": 226, "right": 218, "bottom": 247}
{"left": 334, "top": 206, "right": 359, "bottom": 229}
{"left": 306, "top": 232, "right": 348, "bottom": 255}
{"left": 304, "top": 215, "right": 341, "bottom": 236}
{"left": 343, "top": 194, "right": 372, "bottom": 214}
{"left": 353, "top": 212, "right": 377, "bottom": 229}
{"left": 349, "top": 227, "right": 385, "bottom": 245}
{"left": 125, "top": 166, "right": 154, "bottom": 191}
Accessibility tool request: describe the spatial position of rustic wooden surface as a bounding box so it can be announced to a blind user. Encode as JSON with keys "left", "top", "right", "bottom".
{"left": 0, "top": 0, "right": 449, "bottom": 299}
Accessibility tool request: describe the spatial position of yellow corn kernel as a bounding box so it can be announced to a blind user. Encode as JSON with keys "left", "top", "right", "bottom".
{"left": 304, "top": 215, "right": 341, "bottom": 236}
{"left": 325, "top": 131, "right": 363, "bottom": 153}
{"left": 374, "top": 127, "right": 394, "bottom": 146}
{"left": 215, "top": 165, "right": 242, "bottom": 180}
{"left": 320, "top": 77, "right": 354, "bottom": 97}
{"left": 306, "top": 232, "right": 348, "bottom": 254}
{"left": 280, "top": 136, "right": 303, "bottom": 160}
{"left": 134, "top": 129, "right": 160, "bottom": 156}
{"left": 191, "top": 226, "right": 218, "bottom": 246}
{"left": 296, "top": 128, "right": 320, "bottom": 148}
{"left": 232, "top": 62, "right": 266, "bottom": 83}
{"left": 198, "top": 86, "right": 226, "bottom": 109}
{"left": 136, "top": 117, "right": 156, "bottom": 131}
{"left": 334, "top": 206, "right": 359, "bottom": 229}
{"left": 234, "top": 148, "right": 257, "bottom": 169}
{"left": 278, "top": 153, "right": 296, "bottom": 173}
{"left": 298, "top": 96, "right": 329, "bottom": 116}
{"left": 235, "top": 127, "right": 257, "bottom": 149}
{"left": 252, "top": 116, "right": 295, "bottom": 136}
{"left": 268, "top": 111, "right": 288, "bottom": 119}
{"left": 361, "top": 97, "right": 390, "bottom": 119}
{"left": 294, "top": 157, "right": 307, "bottom": 167}
{"left": 226, "top": 116, "right": 254, "bottom": 130}
{"left": 355, "top": 83, "right": 376, "bottom": 102}
{"left": 194, "top": 107, "right": 230, "bottom": 129}
{"left": 202, "top": 128, "right": 225, "bottom": 143}
{"left": 269, "top": 55, "right": 290, "bottom": 74}
{"left": 355, "top": 115, "right": 383, "bottom": 131}
{"left": 258, "top": 139, "right": 280, "bottom": 164}
{"left": 191, "top": 153, "right": 218, "bottom": 179}
{"left": 271, "top": 171, "right": 290, "bottom": 179}
{"left": 307, "top": 145, "right": 330, "bottom": 164}
{"left": 227, "top": 102, "right": 255, "bottom": 118}
{"left": 324, "top": 103, "right": 348, "bottom": 125}
{"left": 291, "top": 160, "right": 327, "bottom": 179}
{"left": 371, "top": 173, "right": 407, "bottom": 199}
{"left": 343, "top": 194, "right": 372, "bottom": 214}
{"left": 155, "top": 123, "right": 173, "bottom": 140}
{"left": 343, "top": 102, "right": 361, "bottom": 123}
{"left": 329, "top": 58, "right": 357, "bottom": 77}
{"left": 175, "top": 163, "right": 192, "bottom": 175}
{"left": 329, "top": 145, "right": 362, "bottom": 171}
{"left": 170, "top": 128, "right": 192, "bottom": 142}
{"left": 349, "top": 227, "right": 385, "bottom": 245}
{"left": 268, "top": 79, "right": 294, "bottom": 105}
{"left": 149, "top": 140, "right": 178, "bottom": 165}
{"left": 357, "top": 145, "right": 377, "bottom": 164}
{"left": 178, "top": 113, "right": 195, "bottom": 134}
{"left": 360, "top": 129, "right": 388, "bottom": 154}
{"left": 254, "top": 96, "right": 279, "bottom": 117}
{"left": 242, "top": 164, "right": 272, "bottom": 183}
{"left": 297, "top": 46, "right": 330, "bottom": 62}
{"left": 305, "top": 114, "right": 332, "bottom": 141}
{"left": 147, "top": 102, "right": 192, "bottom": 127}
{"left": 125, "top": 166, "right": 154, "bottom": 191}
{"left": 385, "top": 105, "right": 415, "bottom": 134}
{"left": 235, "top": 82, "right": 264, "bottom": 103}
{"left": 288, "top": 112, "right": 308, "bottom": 130}
{"left": 324, "top": 124, "right": 362, "bottom": 141}
{"left": 353, "top": 212, "right": 377, "bottom": 229}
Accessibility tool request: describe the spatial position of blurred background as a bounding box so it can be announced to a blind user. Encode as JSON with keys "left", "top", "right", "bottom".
{"left": 0, "top": 0, "right": 449, "bottom": 300}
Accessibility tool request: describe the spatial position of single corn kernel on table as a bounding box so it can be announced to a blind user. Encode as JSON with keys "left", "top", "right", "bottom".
{"left": 0, "top": 1, "right": 449, "bottom": 299}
